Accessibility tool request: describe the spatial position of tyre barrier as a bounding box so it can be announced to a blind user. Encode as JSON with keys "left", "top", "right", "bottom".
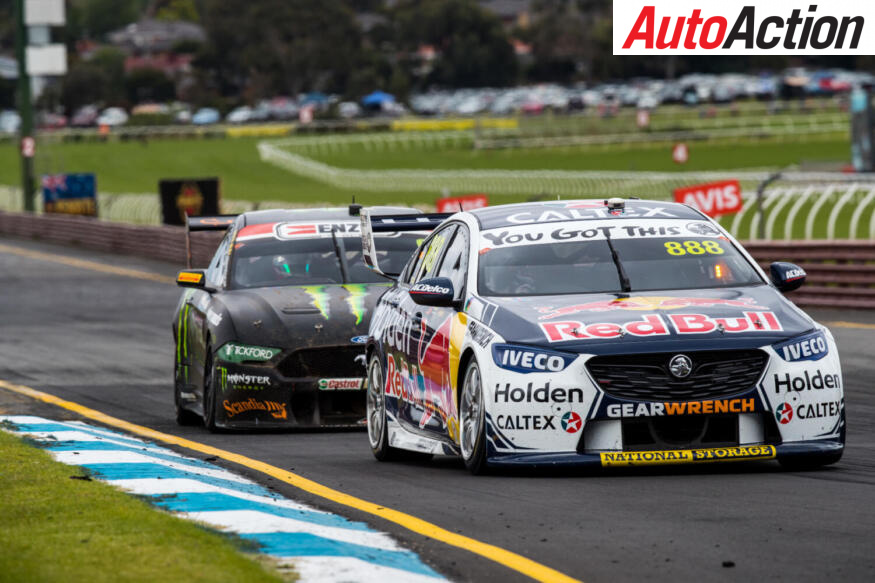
{"left": 0, "top": 210, "right": 873, "bottom": 308}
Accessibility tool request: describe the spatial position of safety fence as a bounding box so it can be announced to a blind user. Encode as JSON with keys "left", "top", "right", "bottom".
{"left": 0, "top": 211, "right": 222, "bottom": 267}
{"left": 745, "top": 241, "right": 875, "bottom": 309}
{"left": 4, "top": 173, "right": 875, "bottom": 240}
{"left": 0, "top": 210, "right": 872, "bottom": 308}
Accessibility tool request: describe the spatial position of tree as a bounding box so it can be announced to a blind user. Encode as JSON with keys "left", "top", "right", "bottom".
{"left": 126, "top": 67, "right": 175, "bottom": 103}
{"left": 198, "top": 0, "right": 364, "bottom": 98}
{"left": 391, "top": 0, "right": 518, "bottom": 88}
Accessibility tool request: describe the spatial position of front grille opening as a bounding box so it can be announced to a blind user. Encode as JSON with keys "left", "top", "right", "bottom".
{"left": 278, "top": 346, "right": 366, "bottom": 378}
{"left": 621, "top": 414, "right": 740, "bottom": 451}
{"left": 587, "top": 349, "right": 768, "bottom": 401}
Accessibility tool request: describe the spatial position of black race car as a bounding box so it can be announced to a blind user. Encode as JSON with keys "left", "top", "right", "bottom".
{"left": 172, "top": 206, "right": 423, "bottom": 431}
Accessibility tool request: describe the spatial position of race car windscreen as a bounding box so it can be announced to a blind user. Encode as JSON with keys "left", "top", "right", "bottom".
{"left": 478, "top": 236, "right": 762, "bottom": 296}
{"left": 231, "top": 234, "right": 421, "bottom": 288}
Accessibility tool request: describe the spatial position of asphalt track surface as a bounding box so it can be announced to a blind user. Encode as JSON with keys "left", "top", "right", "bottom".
{"left": 1, "top": 236, "right": 873, "bottom": 583}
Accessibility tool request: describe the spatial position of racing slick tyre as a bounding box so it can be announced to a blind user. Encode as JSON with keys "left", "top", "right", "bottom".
{"left": 174, "top": 362, "right": 200, "bottom": 426}
{"left": 460, "top": 359, "right": 489, "bottom": 475}
{"left": 202, "top": 346, "right": 220, "bottom": 433}
{"left": 366, "top": 354, "right": 431, "bottom": 462}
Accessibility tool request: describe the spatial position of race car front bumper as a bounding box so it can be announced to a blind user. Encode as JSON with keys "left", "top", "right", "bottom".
{"left": 485, "top": 438, "right": 844, "bottom": 469}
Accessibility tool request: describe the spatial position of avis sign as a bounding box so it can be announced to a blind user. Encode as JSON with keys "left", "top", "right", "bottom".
{"left": 436, "top": 194, "right": 488, "bottom": 213}
{"left": 673, "top": 180, "right": 742, "bottom": 218}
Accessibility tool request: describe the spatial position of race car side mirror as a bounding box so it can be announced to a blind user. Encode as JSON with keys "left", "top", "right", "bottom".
{"left": 410, "top": 277, "right": 456, "bottom": 308}
{"left": 176, "top": 269, "right": 209, "bottom": 290}
{"left": 770, "top": 262, "right": 806, "bottom": 293}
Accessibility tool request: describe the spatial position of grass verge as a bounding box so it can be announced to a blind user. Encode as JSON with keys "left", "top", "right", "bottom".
{"left": 0, "top": 427, "right": 291, "bottom": 583}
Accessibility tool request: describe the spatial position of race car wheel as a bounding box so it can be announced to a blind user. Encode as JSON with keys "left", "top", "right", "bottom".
{"left": 202, "top": 347, "right": 219, "bottom": 432}
{"left": 366, "top": 354, "right": 391, "bottom": 459}
{"left": 367, "top": 354, "right": 431, "bottom": 462}
{"left": 460, "top": 359, "right": 488, "bottom": 475}
{"left": 174, "top": 361, "right": 200, "bottom": 426}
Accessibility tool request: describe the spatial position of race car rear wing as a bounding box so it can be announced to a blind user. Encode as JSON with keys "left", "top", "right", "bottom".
{"left": 185, "top": 214, "right": 236, "bottom": 268}
{"left": 360, "top": 209, "right": 453, "bottom": 279}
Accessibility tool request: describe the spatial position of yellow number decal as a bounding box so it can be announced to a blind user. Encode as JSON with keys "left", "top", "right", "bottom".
{"left": 664, "top": 240, "right": 725, "bottom": 256}
{"left": 684, "top": 241, "right": 705, "bottom": 255}
{"left": 702, "top": 240, "right": 724, "bottom": 254}
{"left": 664, "top": 241, "right": 686, "bottom": 255}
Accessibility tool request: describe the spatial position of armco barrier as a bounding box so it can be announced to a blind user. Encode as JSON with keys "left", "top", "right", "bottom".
{"left": 0, "top": 211, "right": 223, "bottom": 268}
{"left": 744, "top": 241, "right": 875, "bottom": 309}
{"left": 0, "top": 211, "right": 872, "bottom": 308}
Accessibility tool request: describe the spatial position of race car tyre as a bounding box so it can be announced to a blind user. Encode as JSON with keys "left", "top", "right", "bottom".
{"left": 367, "top": 354, "right": 431, "bottom": 462}
{"left": 202, "top": 346, "right": 219, "bottom": 432}
{"left": 174, "top": 362, "right": 200, "bottom": 426}
{"left": 460, "top": 359, "right": 488, "bottom": 475}
{"left": 366, "top": 354, "right": 393, "bottom": 460}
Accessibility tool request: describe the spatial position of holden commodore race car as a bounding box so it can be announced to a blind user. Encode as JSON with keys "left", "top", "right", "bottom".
{"left": 172, "top": 206, "right": 424, "bottom": 431}
{"left": 359, "top": 198, "right": 844, "bottom": 474}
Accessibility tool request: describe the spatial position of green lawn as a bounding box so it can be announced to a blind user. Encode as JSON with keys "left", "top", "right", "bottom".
{"left": 0, "top": 428, "right": 289, "bottom": 583}
{"left": 0, "top": 133, "right": 852, "bottom": 208}
{"left": 304, "top": 135, "right": 851, "bottom": 173}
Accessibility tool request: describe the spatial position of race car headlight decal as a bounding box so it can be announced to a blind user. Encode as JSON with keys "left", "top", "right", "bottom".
{"left": 218, "top": 343, "right": 282, "bottom": 364}
{"left": 491, "top": 344, "right": 577, "bottom": 374}
{"left": 772, "top": 330, "right": 828, "bottom": 363}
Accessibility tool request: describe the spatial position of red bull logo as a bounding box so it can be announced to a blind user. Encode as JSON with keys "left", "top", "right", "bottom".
{"left": 540, "top": 311, "right": 782, "bottom": 342}
{"left": 537, "top": 296, "right": 764, "bottom": 320}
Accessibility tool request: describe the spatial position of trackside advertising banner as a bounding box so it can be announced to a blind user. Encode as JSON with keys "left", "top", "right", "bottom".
{"left": 614, "top": 1, "right": 875, "bottom": 55}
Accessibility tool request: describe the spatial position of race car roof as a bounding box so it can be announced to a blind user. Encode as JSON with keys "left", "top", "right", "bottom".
{"left": 241, "top": 206, "right": 420, "bottom": 227}
{"left": 469, "top": 199, "right": 705, "bottom": 230}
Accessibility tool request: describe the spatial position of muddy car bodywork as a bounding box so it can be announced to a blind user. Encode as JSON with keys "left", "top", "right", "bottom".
{"left": 172, "top": 207, "right": 422, "bottom": 430}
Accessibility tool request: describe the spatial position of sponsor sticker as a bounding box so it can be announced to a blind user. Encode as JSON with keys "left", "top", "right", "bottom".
{"left": 318, "top": 378, "right": 365, "bottom": 391}
{"left": 605, "top": 397, "right": 755, "bottom": 418}
{"left": 600, "top": 445, "right": 776, "bottom": 467}
{"left": 561, "top": 411, "right": 583, "bottom": 433}
{"left": 223, "top": 398, "right": 287, "bottom": 420}
{"left": 495, "top": 382, "right": 584, "bottom": 403}
{"left": 491, "top": 344, "right": 576, "bottom": 374}
{"left": 177, "top": 271, "right": 203, "bottom": 285}
{"left": 536, "top": 296, "right": 764, "bottom": 319}
{"left": 350, "top": 335, "right": 368, "bottom": 344}
{"left": 773, "top": 330, "right": 828, "bottom": 362}
{"left": 772, "top": 370, "right": 841, "bottom": 393}
{"left": 218, "top": 343, "right": 281, "bottom": 363}
{"left": 541, "top": 311, "right": 782, "bottom": 342}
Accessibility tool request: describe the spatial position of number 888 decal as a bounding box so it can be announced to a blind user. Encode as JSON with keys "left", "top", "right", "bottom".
{"left": 664, "top": 240, "right": 724, "bottom": 256}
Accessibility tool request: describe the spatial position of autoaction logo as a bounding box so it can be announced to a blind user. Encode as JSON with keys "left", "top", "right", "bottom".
{"left": 614, "top": 1, "right": 872, "bottom": 55}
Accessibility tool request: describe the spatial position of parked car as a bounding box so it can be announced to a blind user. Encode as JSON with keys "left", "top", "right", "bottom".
{"left": 96, "top": 107, "right": 129, "bottom": 127}
{"left": 192, "top": 107, "right": 220, "bottom": 125}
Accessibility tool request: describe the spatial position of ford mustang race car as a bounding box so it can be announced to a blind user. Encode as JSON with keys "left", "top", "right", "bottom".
{"left": 359, "top": 199, "right": 844, "bottom": 474}
{"left": 172, "top": 207, "right": 425, "bottom": 431}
